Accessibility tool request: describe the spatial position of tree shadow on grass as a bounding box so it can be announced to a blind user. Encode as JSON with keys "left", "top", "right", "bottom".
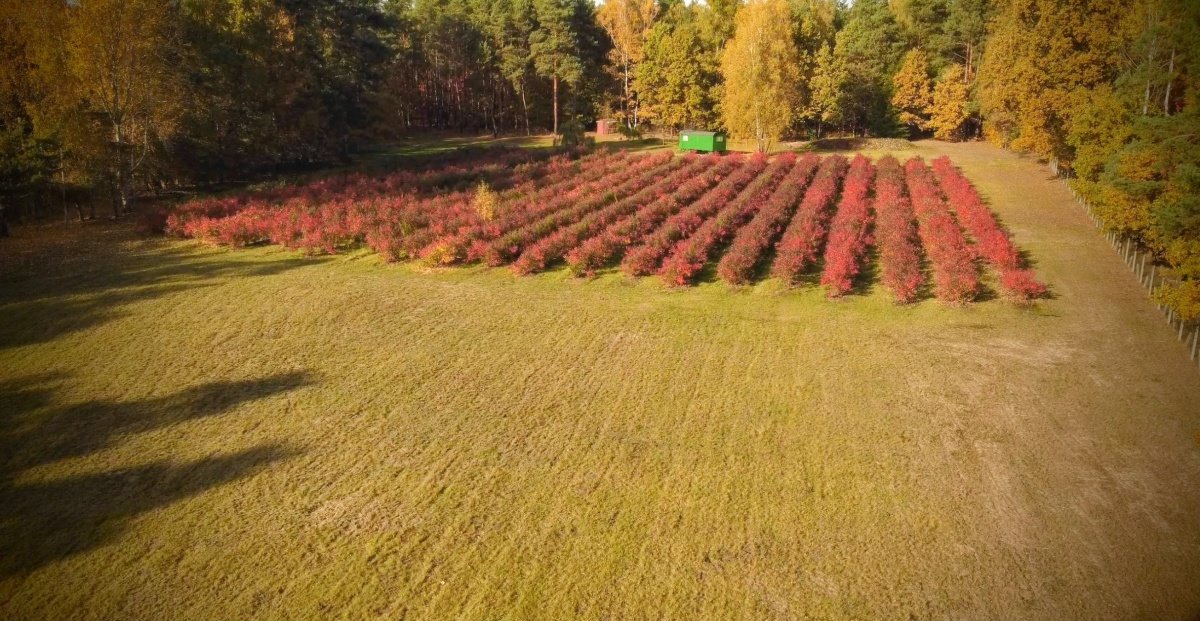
{"left": 0, "top": 443, "right": 300, "bottom": 577}
{"left": 0, "top": 371, "right": 312, "bottom": 576}
{"left": 0, "top": 225, "right": 328, "bottom": 350}
{"left": 803, "top": 137, "right": 871, "bottom": 152}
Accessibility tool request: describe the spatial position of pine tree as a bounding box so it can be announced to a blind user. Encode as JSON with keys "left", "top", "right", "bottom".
{"left": 891, "top": 48, "right": 933, "bottom": 133}
{"left": 721, "top": 0, "right": 805, "bottom": 152}
{"left": 531, "top": 0, "right": 584, "bottom": 140}
{"left": 833, "top": 0, "right": 905, "bottom": 136}
{"left": 805, "top": 43, "right": 845, "bottom": 138}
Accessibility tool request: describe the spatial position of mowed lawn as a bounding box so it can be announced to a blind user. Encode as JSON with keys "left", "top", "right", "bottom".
{"left": 2, "top": 141, "right": 1199, "bottom": 620}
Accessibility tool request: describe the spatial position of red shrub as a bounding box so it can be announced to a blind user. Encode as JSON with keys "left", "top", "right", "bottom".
{"left": 419, "top": 150, "right": 631, "bottom": 265}
{"left": 716, "top": 154, "right": 820, "bottom": 285}
{"left": 873, "top": 156, "right": 923, "bottom": 303}
{"left": 771, "top": 155, "right": 849, "bottom": 284}
{"left": 482, "top": 151, "right": 675, "bottom": 266}
{"left": 931, "top": 156, "right": 1046, "bottom": 301}
{"left": 564, "top": 155, "right": 742, "bottom": 276}
{"left": 512, "top": 155, "right": 713, "bottom": 274}
{"left": 1000, "top": 268, "right": 1048, "bottom": 302}
{"left": 905, "top": 157, "right": 979, "bottom": 303}
{"left": 657, "top": 154, "right": 797, "bottom": 286}
{"left": 621, "top": 154, "right": 769, "bottom": 277}
{"left": 820, "top": 155, "right": 875, "bottom": 297}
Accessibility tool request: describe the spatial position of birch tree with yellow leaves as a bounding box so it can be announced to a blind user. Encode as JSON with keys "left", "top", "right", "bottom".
{"left": 720, "top": 0, "right": 805, "bottom": 152}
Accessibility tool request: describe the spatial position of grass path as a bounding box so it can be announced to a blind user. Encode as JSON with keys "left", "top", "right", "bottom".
{"left": 1, "top": 141, "right": 1198, "bottom": 620}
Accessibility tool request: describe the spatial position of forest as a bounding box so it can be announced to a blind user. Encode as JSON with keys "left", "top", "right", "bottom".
{"left": 0, "top": 0, "right": 1198, "bottom": 317}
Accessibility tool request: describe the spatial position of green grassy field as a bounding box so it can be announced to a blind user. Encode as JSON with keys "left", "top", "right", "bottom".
{"left": 2, "top": 140, "right": 1199, "bottom": 620}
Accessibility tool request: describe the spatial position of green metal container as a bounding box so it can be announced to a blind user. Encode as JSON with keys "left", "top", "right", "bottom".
{"left": 678, "top": 130, "right": 727, "bottom": 154}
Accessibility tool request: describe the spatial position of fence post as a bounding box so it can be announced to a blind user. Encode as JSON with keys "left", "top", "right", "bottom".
{"left": 1180, "top": 320, "right": 1186, "bottom": 341}
{"left": 1192, "top": 327, "right": 1199, "bottom": 361}
{"left": 1149, "top": 265, "right": 1156, "bottom": 292}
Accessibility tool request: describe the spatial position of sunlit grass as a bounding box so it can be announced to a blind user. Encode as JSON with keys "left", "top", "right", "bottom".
{"left": 2, "top": 141, "right": 1199, "bottom": 620}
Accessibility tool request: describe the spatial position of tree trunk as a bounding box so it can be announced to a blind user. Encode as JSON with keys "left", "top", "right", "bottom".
{"left": 1164, "top": 46, "right": 1176, "bottom": 115}
{"left": 1142, "top": 7, "right": 1158, "bottom": 117}
{"left": 60, "top": 150, "right": 68, "bottom": 225}
{"left": 521, "top": 84, "right": 530, "bottom": 136}
{"left": 113, "top": 121, "right": 128, "bottom": 219}
{"left": 552, "top": 75, "right": 559, "bottom": 141}
{"left": 623, "top": 57, "right": 630, "bottom": 125}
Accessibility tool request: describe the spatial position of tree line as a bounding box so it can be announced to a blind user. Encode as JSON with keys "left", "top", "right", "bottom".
{"left": 0, "top": 0, "right": 1196, "bottom": 316}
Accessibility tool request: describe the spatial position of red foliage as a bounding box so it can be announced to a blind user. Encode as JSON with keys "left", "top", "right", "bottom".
{"left": 873, "top": 156, "right": 923, "bottom": 303}
{"left": 930, "top": 156, "right": 1046, "bottom": 301}
{"left": 905, "top": 157, "right": 979, "bottom": 303}
{"left": 1000, "top": 268, "right": 1047, "bottom": 301}
{"left": 716, "top": 154, "right": 820, "bottom": 285}
{"left": 819, "top": 155, "right": 875, "bottom": 297}
{"left": 657, "top": 154, "right": 797, "bottom": 286}
{"left": 770, "top": 155, "right": 849, "bottom": 284}
{"left": 620, "top": 154, "right": 769, "bottom": 277}
{"left": 165, "top": 146, "right": 550, "bottom": 241}
{"left": 511, "top": 155, "right": 715, "bottom": 274}
{"left": 564, "top": 155, "right": 743, "bottom": 276}
{"left": 481, "top": 151, "right": 676, "bottom": 266}
{"left": 408, "top": 151, "right": 628, "bottom": 264}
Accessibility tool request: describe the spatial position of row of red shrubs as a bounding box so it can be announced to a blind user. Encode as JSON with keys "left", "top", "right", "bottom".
{"left": 715, "top": 154, "right": 821, "bottom": 285}
{"left": 905, "top": 157, "right": 980, "bottom": 303}
{"left": 162, "top": 146, "right": 553, "bottom": 240}
{"left": 771, "top": 155, "right": 849, "bottom": 284}
{"left": 162, "top": 148, "right": 1047, "bottom": 303}
{"left": 165, "top": 149, "right": 582, "bottom": 255}
{"left": 511, "top": 155, "right": 716, "bottom": 274}
{"left": 873, "top": 157, "right": 924, "bottom": 303}
{"left": 620, "top": 154, "right": 769, "bottom": 277}
{"left": 481, "top": 152, "right": 676, "bottom": 266}
{"left": 415, "top": 150, "right": 631, "bottom": 265}
{"left": 388, "top": 151, "right": 627, "bottom": 261}
{"left": 564, "top": 154, "right": 744, "bottom": 276}
{"left": 930, "top": 157, "right": 1046, "bottom": 301}
{"left": 657, "top": 154, "right": 798, "bottom": 286}
{"left": 819, "top": 155, "right": 875, "bottom": 297}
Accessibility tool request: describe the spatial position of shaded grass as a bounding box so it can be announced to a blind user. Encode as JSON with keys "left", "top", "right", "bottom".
{"left": 1, "top": 141, "right": 1199, "bottom": 621}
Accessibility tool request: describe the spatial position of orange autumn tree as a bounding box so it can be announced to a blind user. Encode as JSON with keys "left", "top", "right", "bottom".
{"left": 891, "top": 48, "right": 933, "bottom": 133}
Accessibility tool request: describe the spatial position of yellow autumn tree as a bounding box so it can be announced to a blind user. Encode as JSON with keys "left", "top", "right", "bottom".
{"left": 977, "top": 0, "right": 1136, "bottom": 161}
{"left": 928, "top": 65, "right": 970, "bottom": 140}
{"left": 891, "top": 48, "right": 933, "bottom": 133}
{"left": 597, "top": 0, "right": 658, "bottom": 127}
{"left": 65, "top": 0, "right": 184, "bottom": 217}
{"left": 721, "top": 0, "right": 805, "bottom": 152}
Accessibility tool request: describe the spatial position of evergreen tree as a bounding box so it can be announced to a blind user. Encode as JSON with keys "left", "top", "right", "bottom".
{"left": 531, "top": 0, "right": 585, "bottom": 140}
{"left": 832, "top": 0, "right": 905, "bottom": 136}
